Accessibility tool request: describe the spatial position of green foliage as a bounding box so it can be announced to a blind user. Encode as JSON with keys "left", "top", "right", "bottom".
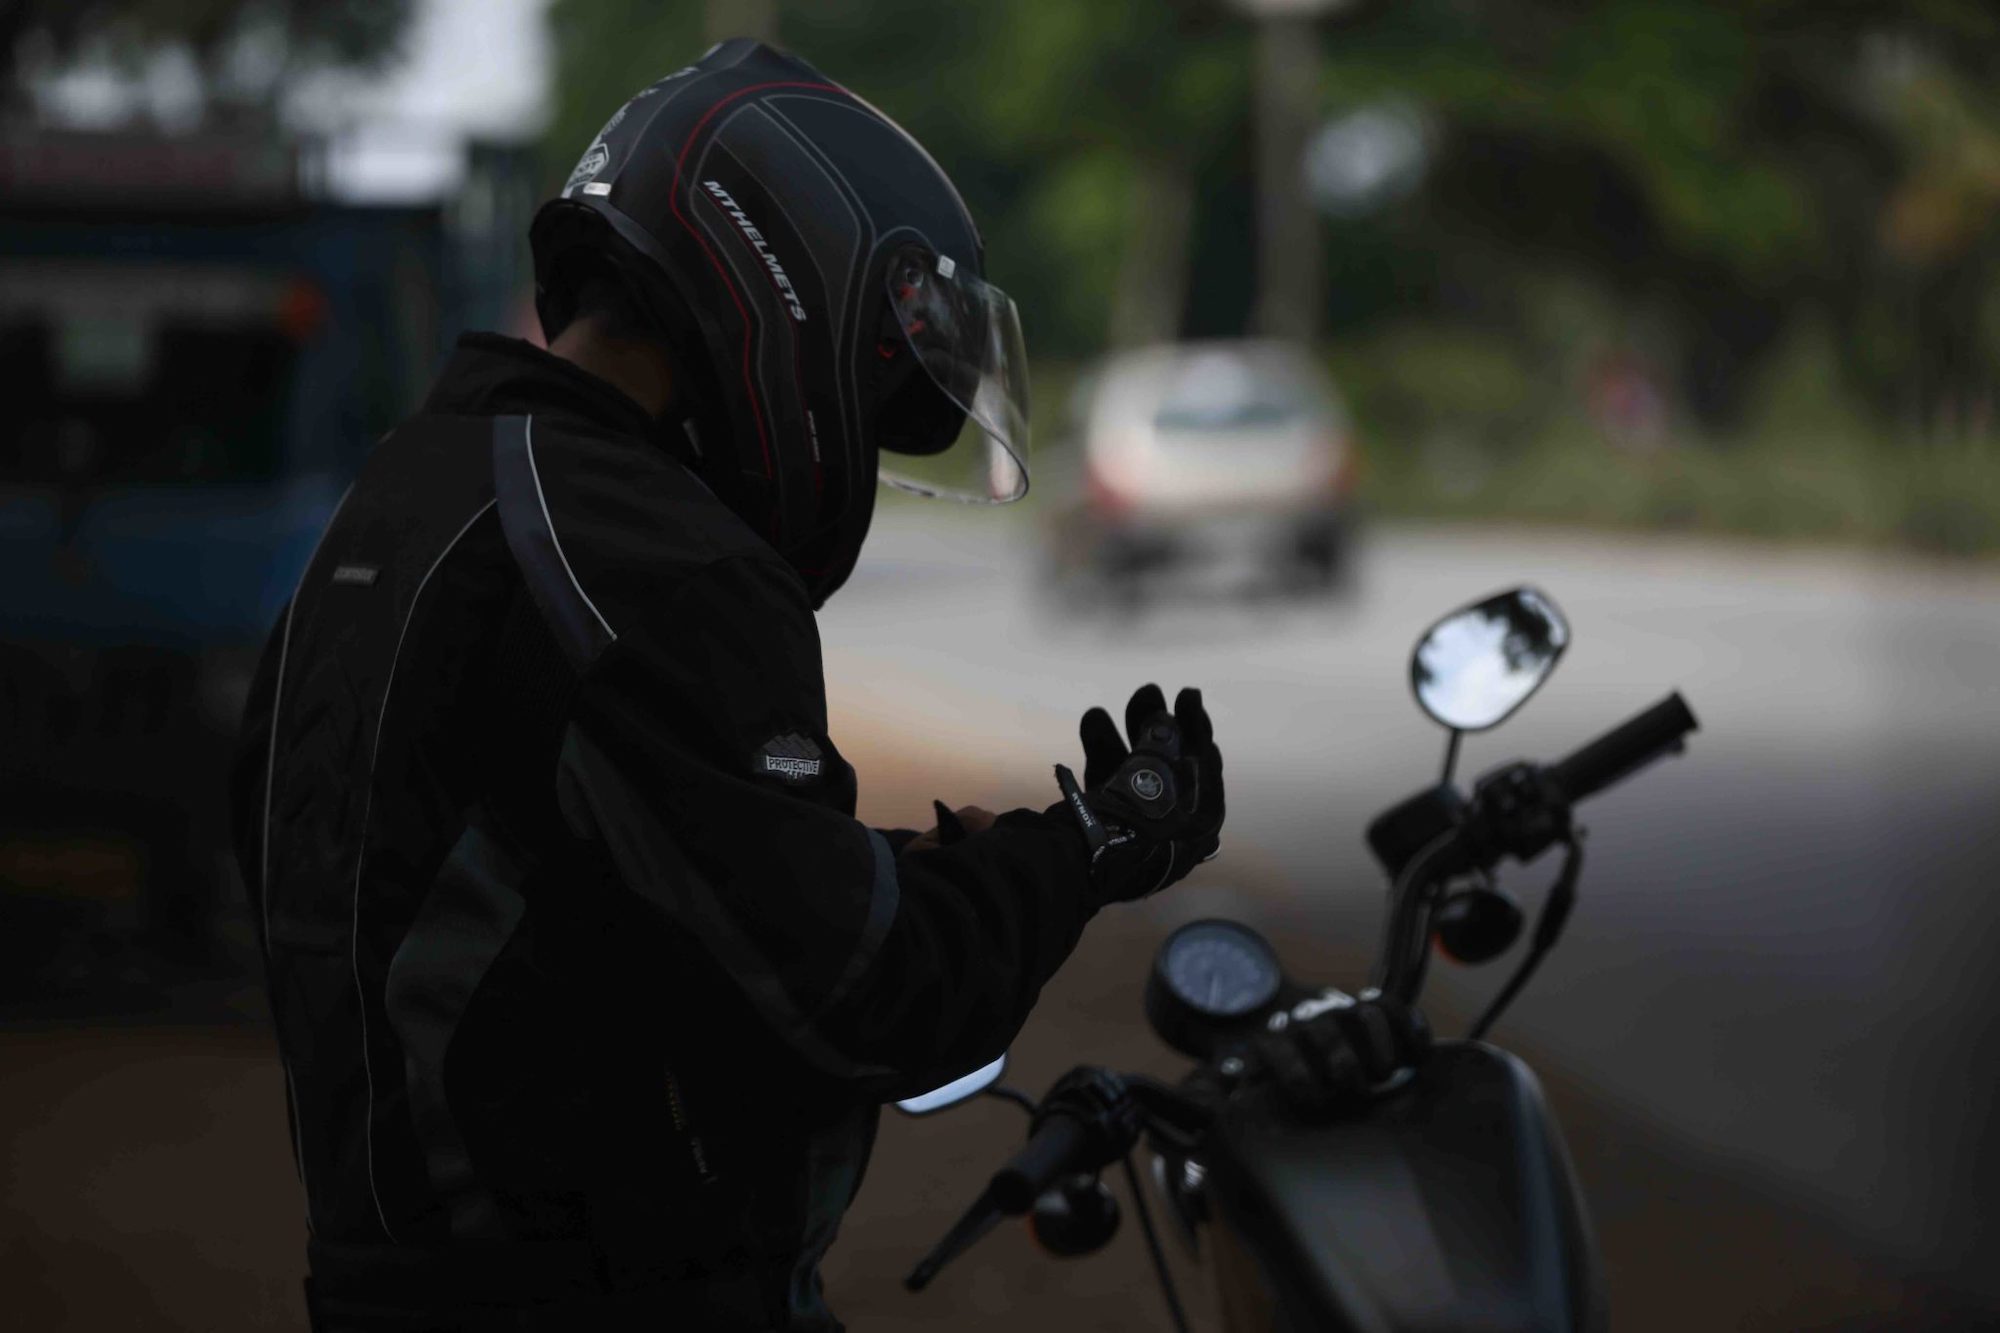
{"left": 538, "top": 0, "right": 2000, "bottom": 552}
{"left": 1344, "top": 319, "right": 2000, "bottom": 555}
{"left": 1329, "top": 323, "right": 1549, "bottom": 454}
{"left": 1323, "top": 1, "right": 1822, "bottom": 269}
{"left": 1366, "top": 421, "right": 2000, "bottom": 557}
{"left": 540, "top": 0, "right": 705, "bottom": 191}
{"left": 542, "top": 0, "right": 1250, "bottom": 355}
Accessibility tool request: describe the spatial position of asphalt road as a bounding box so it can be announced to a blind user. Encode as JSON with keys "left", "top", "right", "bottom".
{"left": 815, "top": 501, "right": 2000, "bottom": 1323}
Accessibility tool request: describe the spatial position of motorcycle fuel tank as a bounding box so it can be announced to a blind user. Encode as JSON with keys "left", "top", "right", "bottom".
{"left": 1207, "top": 1041, "right": 1606, "bottom": 1333}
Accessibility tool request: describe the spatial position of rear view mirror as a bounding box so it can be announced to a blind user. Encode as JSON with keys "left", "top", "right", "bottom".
{"left": 894, "top": 1054, "right": 1008, "bottom": 1116}
{"left": 1411, "top": 587, "right": 1570, "bottom": 733}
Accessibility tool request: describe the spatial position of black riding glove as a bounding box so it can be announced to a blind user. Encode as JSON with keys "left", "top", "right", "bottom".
{"left": 1244, "top": 989, "right": 1432, "bottom": 1120}
{"left": 1054, "top": 684, "right": 1224, "bottom": 905}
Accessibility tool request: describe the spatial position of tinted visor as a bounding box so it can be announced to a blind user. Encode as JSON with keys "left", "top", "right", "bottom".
{"left": 879, "top": 244, "right": 1030, "bottom": 503}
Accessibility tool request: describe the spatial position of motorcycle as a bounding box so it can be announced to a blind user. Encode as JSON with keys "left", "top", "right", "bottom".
{"left": 892, "top": 586, "right": 1699, "bottom": 1332}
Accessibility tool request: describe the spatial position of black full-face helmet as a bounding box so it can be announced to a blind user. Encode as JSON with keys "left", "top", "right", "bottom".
{"left": 531, "top": 38, "right": 1030, "bottom": 607}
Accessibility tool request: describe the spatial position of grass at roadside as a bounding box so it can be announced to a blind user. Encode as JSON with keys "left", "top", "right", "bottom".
{"left": 1353, "top": 423, "right": 2000, "bottom": 557}
{"left": 1324, "top": 320, "right": 2000, "bottom": 558}
{"left": 1023, "top": 328, "right": 2000, "bottom": 559}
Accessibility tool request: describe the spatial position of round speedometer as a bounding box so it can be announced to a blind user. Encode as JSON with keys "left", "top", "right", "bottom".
{"left": 1164, "top": 917, "right": 1281, "bottom": 1008}
{"left": 1146, "top": 919, "right": 1286, "bottom": 1058}
{"left": 1159, "top": 920, "right": 1282, "bottom": 1016}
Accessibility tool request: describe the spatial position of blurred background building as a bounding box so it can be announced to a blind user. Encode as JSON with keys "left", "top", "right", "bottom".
{"left": 4, "top": 1, "right": 1998, "bottom": 1329}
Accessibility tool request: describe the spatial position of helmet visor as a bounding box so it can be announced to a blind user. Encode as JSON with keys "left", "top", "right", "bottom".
{"left": 879, "top": 244, "right": 1030, "bottom": 503}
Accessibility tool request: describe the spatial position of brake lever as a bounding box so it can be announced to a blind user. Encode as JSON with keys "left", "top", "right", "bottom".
{"left": 907, "top": 1066, "right": 1183, "bottom": 1292}
{"left": 904, "top": 1186, "right": 1007, "bottom": 1292}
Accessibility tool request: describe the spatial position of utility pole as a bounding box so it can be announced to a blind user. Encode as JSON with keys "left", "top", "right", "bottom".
{"left": 1235, "top": 0, "right": 1346, "bottom": 342}
{"left": 707, "top": 0, "right": 776, "bottom": 44}
{"left": 1107, "top": 151, "right": 1195, "bottom": 349}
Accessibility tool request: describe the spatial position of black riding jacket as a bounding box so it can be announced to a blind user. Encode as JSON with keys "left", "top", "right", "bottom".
{"left": 230, "top": 334, "right": 1101, "bottom": 1331}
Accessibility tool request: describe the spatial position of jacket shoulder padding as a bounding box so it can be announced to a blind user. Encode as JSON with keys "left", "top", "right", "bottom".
{"left": 485, "top": 410, "right": 808, "bottom": 672}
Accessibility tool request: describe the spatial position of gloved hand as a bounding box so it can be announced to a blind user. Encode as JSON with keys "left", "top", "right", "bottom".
{"left": 1243, "top": 989, "right": 1431, "bottom": 1120}
{"left": 1054, "top": 684, "right": 1224, "bottom": 904}
{"left": 902, "top": 800, "right": 996, "bottom": 856}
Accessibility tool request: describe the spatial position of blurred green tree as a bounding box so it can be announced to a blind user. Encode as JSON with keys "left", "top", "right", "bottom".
{"left": 543, "top": 0, "right": 2000, "bottom": 435}
{"left": 1320, "top": 0, "right": 2000, "bottom": 434}
{"left": 543, "top": 0, "right": 1251, "bottom": 356}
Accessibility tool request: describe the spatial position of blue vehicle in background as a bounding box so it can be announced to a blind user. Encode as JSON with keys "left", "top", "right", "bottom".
{"left": 0, "top": 126, "right": 533, "bottom": 992}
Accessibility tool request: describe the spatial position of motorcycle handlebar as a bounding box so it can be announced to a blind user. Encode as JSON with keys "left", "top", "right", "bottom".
{"left": 990, "top": 1112, "right": 1090, "bottom": 1214}
{"left": 1547, "top": 692, "right": 1699, "bottom": 804}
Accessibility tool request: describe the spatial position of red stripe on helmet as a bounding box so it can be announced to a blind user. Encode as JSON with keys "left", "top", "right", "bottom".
{"left": 666, "top": 79, "right": 842, "bottom": 537}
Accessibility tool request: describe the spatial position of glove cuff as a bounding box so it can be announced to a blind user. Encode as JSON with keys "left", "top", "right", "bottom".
{"left": 1053, "top": 763, "right": 1111, "bottom": 858}
{"left": 1051, "top": 764, "right": 1159, "bottom": 907}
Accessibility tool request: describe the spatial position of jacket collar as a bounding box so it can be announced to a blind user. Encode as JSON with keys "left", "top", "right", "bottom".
{"left": 420, "top": 332, "right": 660, "bottom": 439}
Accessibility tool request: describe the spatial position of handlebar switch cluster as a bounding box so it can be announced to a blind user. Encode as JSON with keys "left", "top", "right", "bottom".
{"left": 1365, "top": 782, "right": 1470, "bottom": 880}
{"left": 1032, "top": 1067, "right": 1142, "bottom": 1160}
{"left": 1466, "top": 762, "right": 1572, "bottom": 866}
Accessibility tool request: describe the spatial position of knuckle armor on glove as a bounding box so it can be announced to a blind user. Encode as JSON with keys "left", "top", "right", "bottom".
{"left": 1053, "top": 683, "right": 1225, "bottom": 905}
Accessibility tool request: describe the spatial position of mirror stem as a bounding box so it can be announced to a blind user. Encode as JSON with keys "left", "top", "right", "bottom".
{"left": 1440, "top": 730, "right": 1462, "bottom": 786}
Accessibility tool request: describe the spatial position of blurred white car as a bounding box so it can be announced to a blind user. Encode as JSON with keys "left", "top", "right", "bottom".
{"left": 1050, "top": 340, "right": 1358, "bottom": 601}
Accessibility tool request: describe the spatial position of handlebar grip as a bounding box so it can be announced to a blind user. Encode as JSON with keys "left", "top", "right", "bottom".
{"left": 1548, "top": 692, "right": 1699, "bottom": 804}
{"left": 989, "top": 1113, "right": 1090, "bottom": 1214}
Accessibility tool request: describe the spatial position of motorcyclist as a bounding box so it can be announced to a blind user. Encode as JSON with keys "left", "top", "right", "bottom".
{"left": 230, "top": 39, "right": 1224, "bottom": 1332}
